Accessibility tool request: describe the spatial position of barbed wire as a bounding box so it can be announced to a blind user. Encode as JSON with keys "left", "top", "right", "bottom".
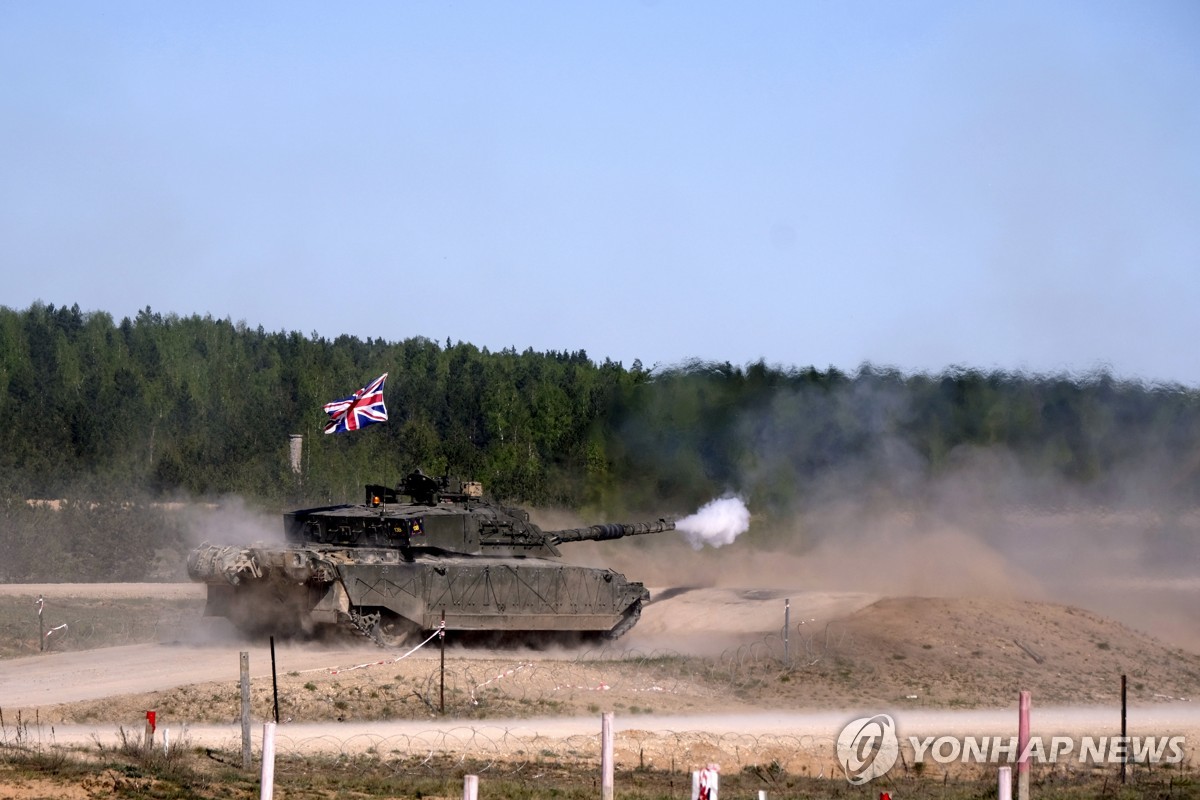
{"left": 221, "top": 618, "right": 860, "bottom": 723}
{"left": 171, "top": 724, "right": 1198, "bottom": 784}
{"left": 255, "top": 727, "right": 841, "bottom": 775}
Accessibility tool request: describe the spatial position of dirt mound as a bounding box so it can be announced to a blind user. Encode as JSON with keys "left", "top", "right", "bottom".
{"left": 624, "top": 587, "right": 878, "bottom": 654}
{"left": 821, "top": 596, "right": 1200, "bottom": 708}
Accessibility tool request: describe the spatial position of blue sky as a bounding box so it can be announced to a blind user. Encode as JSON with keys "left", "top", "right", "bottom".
{"left": 3, "top": 2, "right": 1198, "bottom": 383}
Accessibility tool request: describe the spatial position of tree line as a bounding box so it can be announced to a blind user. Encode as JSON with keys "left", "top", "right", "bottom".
{"left": 1, "top": 301, "right": 1199, "bottom": 580}
{"left": 3, "top": 302, "right": 1200, "bottom": 508}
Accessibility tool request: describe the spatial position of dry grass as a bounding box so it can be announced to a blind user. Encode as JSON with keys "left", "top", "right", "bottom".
{"left": 2, "top": 737, "right": 1196, "bottom": 800}
{"left": 0, "top": 594, "right": 199, "bottom": 659}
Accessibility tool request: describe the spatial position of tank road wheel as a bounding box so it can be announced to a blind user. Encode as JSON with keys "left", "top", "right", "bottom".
{"left": 376, "top": 613, "right": 423, "bottom": 648}
{"left": 351, "top": 608, "right": 422, "bottom": 648}
{"left": 605, "top": 600, "right": 644, "bottom": 641}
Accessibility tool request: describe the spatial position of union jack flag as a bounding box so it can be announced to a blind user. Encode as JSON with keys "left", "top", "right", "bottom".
{"left": 323, "top": 373, "right": 389, "bottom": 434}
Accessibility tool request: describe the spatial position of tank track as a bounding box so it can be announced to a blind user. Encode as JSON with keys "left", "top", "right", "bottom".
{"left": 341, "top": 603, "right": 645, "bottom": 645}
{"left": 605, "top": 600, "right": 643, "bottom": 640}
{"left": 344, "top": 610, "right": 390, "bottom": 647}
{"left": 344, "top": 609, "right": 427, "bottom": 648}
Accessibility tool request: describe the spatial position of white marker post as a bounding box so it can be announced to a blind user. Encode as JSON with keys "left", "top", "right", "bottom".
{"left": 143, "top": 710, "right": 156, "bottom": 751}
{"left": 260, "top": 721, "right": 276, "bottom": 800}
{"left": 692, "top": 764, "right": 719, "bottom": 800}
{"left": 998, "top": 765, "right": 1012, "bottom": 800}
{"left": 462, "top": 774, "right": 478, "bottom": 800}
{"left": 601, "top": 712, "right": 614, "bottom": 800}
{"left": 1017, "top": 691, "right": 1031, "bottom": 800}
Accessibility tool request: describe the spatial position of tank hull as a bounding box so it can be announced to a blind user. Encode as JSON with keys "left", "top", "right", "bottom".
{"left": 190, "top": 543, "right": 648, "bottom": 641}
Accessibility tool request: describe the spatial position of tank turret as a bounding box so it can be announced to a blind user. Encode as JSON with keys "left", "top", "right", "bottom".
{"left": 188, "top": 470, "right": 676, "bottom": 645}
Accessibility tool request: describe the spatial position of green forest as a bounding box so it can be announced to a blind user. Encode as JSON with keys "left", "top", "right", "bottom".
{"left": 2, "top": 301, "right": 1199, "bottom": 581}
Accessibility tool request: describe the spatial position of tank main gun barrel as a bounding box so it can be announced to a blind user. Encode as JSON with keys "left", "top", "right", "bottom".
{"left": 548, "top": 518, "right": 676, "bottom": 545}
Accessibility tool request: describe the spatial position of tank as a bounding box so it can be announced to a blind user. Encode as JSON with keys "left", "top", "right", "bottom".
{"left": 187, "top": 469, "right": 676, "bottom": 645}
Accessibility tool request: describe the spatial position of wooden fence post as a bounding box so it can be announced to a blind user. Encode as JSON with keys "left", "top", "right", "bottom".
{"left": 241, "top": 652, "right": 252, "bottom": 769}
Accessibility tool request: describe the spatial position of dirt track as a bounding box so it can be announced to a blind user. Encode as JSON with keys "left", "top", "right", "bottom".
{"left": 0, "top": 584, "right": 880, "bottom": 708}
{"left": 0, "top": 642, "right": 373, "bottom": 707}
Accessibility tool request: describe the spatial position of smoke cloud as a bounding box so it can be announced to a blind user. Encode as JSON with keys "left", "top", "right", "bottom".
{"left": 675, "top": 496, "right": 751, "bottom": 550}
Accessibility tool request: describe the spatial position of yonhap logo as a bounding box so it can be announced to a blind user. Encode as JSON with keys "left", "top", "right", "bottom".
{"left": 836, "top": 714, "right": 899, "bottom": 784}
{"left": 833, "top": 712, "right": 1186, "bottom": 785}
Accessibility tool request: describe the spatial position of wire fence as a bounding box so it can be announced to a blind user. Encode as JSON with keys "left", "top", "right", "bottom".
{"left": 5, "top": 695, "right": 1197, "bottom": 791}
{"left": 256, "top": 622, "right": 856, "bottom": 723}
{"left": 263, "top": 727, "right": 841, "bottom": 776}
{"left": 57, "top": 720, "right": 1194, "bottom": 786}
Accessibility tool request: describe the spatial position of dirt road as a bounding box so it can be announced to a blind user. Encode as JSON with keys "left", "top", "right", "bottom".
{"left": 0, "top": 642, "right": 385, "bottom": 707}
{"left": 0, "top": 584, "right": 878, "bottom": 708}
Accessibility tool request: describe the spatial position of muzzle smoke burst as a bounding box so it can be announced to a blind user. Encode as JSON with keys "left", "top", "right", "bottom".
{"left": 675, "top": 496, "right": 751, "bottom": 549}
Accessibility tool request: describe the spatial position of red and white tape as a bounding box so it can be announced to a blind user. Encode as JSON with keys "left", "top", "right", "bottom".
{"left": 470, "top": 662, "right": 535, "bottom": 703}
{"left": 303, "top": 625, "right": 444, "bottom": 675}
{"left": 552, "top": 681, "right": 610, "bottom": 692}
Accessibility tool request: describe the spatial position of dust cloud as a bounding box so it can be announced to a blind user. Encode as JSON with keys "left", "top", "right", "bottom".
{"left": 180, "top": 496, "right": 281, "bottom": 548}
{"left": 571, "top": 383, "right": 1200, "bottom": 653}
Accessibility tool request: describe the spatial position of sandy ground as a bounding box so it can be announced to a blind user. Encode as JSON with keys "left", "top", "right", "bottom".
{"left": 3, "top": 582, "right": 1200, "bottom": 776}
